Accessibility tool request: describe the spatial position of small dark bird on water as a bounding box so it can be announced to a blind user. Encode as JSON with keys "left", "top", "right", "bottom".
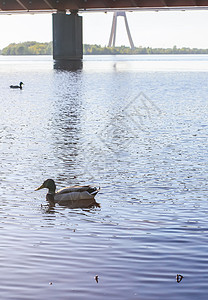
{"left": 10, "top": 82, "right": 24, "bottom": 89}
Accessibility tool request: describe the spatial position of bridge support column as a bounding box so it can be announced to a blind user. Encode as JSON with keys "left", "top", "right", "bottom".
{"left": 52, "top": 11, "right": 83, "bottom": 61}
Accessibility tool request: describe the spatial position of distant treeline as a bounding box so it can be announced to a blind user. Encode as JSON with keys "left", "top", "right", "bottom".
{"left": 1, "top": 41, "right": 208, "bottom": 55}
{"left": 1, "top": 41, "right": 53, "bottom": 55}
{"left": 84, "top": 44, "right": 208, "bottom": 55}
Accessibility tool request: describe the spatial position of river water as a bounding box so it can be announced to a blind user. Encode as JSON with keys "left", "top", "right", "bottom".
{"left": 0, "top": 54, "right": 208, "bottom": 299}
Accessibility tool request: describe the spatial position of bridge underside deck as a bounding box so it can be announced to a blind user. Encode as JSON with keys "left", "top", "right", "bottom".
{"left": 1, "top": 0, "right": 208, "bottom": 13}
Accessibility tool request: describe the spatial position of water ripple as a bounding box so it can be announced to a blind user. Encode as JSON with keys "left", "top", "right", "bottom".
{"left": 0, "top": 55, "right": 208, "bottom": 299}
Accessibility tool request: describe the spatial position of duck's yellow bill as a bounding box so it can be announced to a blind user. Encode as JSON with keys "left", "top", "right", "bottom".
{"left": 35, "top": 184, "right": 44, "bottom": 191}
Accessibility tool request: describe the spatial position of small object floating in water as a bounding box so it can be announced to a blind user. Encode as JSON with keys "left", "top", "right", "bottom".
{"left": 35, "top": 179, "right": 100, "bottom": 208}
{"left": 10, "top": 82, "right": 24, "bottom": 89}
{"left": 176, "top": 274, "right": 184, "bottom": 283}
{"left": 49, "top": 282, "right": 53, "bottom": 285}
{"left": 94, "top": 275, "right": 99, "bottom": 283}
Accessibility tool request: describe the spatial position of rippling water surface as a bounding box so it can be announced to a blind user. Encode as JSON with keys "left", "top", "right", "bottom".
{"left": 0, "top": 54, "right": 208, "bottom": 299}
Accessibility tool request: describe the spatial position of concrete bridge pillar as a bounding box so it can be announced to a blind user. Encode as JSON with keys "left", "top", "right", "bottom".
{"left": 52, "top": 11, "right": 83, "bottom": 61}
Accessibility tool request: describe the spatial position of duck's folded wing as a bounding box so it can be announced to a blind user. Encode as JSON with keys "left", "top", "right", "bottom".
{"left": 55, "top": 191, "right": 95, "bottom": 202}
{"left": 57, "top": 185, "right": 98, "bottom": 194}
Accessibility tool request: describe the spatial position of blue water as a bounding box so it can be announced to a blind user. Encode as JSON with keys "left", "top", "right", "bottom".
{"left": 0, "top": 54, "right": 208, "bottom": 299}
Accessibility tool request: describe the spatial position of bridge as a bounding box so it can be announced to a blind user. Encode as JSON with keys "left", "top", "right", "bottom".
{"left": 1, "top": 1, "right": 208, "bottom": 61}
{"left": 1, "top": 1, "right": 208, "bottom": 12}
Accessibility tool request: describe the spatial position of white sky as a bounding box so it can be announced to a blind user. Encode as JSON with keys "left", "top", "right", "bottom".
{"left": 0, "top": 10, "right": 208, "bottom": 49}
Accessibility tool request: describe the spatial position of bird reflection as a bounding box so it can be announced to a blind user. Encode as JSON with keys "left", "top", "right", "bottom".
{"left": 40, "top": 200, "right": 100, "bottom": 215}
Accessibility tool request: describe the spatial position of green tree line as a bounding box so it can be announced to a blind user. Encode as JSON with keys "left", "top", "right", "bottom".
{"left": 2, "top": 41, "right": 208, "bottom": 55}
{"left": 1, "top": 41, "right": 52, "bottom": 55}
{"left": 83, "top": 44, "right": 208, "bottom": 55}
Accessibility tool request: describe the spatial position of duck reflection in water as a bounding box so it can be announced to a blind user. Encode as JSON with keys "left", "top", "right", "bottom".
{"left": 36, "top": 179, "right": 100, "bottom": 209}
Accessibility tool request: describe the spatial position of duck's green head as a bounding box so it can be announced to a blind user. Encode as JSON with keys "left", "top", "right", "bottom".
{"left": 35, "top": 179, "right": 56, "bottom": 194}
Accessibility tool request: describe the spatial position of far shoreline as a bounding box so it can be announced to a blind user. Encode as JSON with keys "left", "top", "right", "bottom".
{"left": 2, "top": 53, "right": 208, "bottom": 56}
{"left": 1, "top": 42, "right": 208, "bottom": 56}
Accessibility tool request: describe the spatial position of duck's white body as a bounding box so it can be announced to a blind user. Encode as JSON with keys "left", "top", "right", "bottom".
{"left": 54, "top": 186, "right": 99, "bottom": 207}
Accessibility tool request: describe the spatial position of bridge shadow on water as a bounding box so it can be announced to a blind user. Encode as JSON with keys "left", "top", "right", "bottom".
{"left": 53, "top": 60, "right": 83, "bottom": 72}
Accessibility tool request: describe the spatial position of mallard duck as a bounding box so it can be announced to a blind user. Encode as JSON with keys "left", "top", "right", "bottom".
{"left": 35, "top": 179, "right": 100, "bottom": 208}
{"left": 10, "top": 82, "right": 24, "bottom": 89}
